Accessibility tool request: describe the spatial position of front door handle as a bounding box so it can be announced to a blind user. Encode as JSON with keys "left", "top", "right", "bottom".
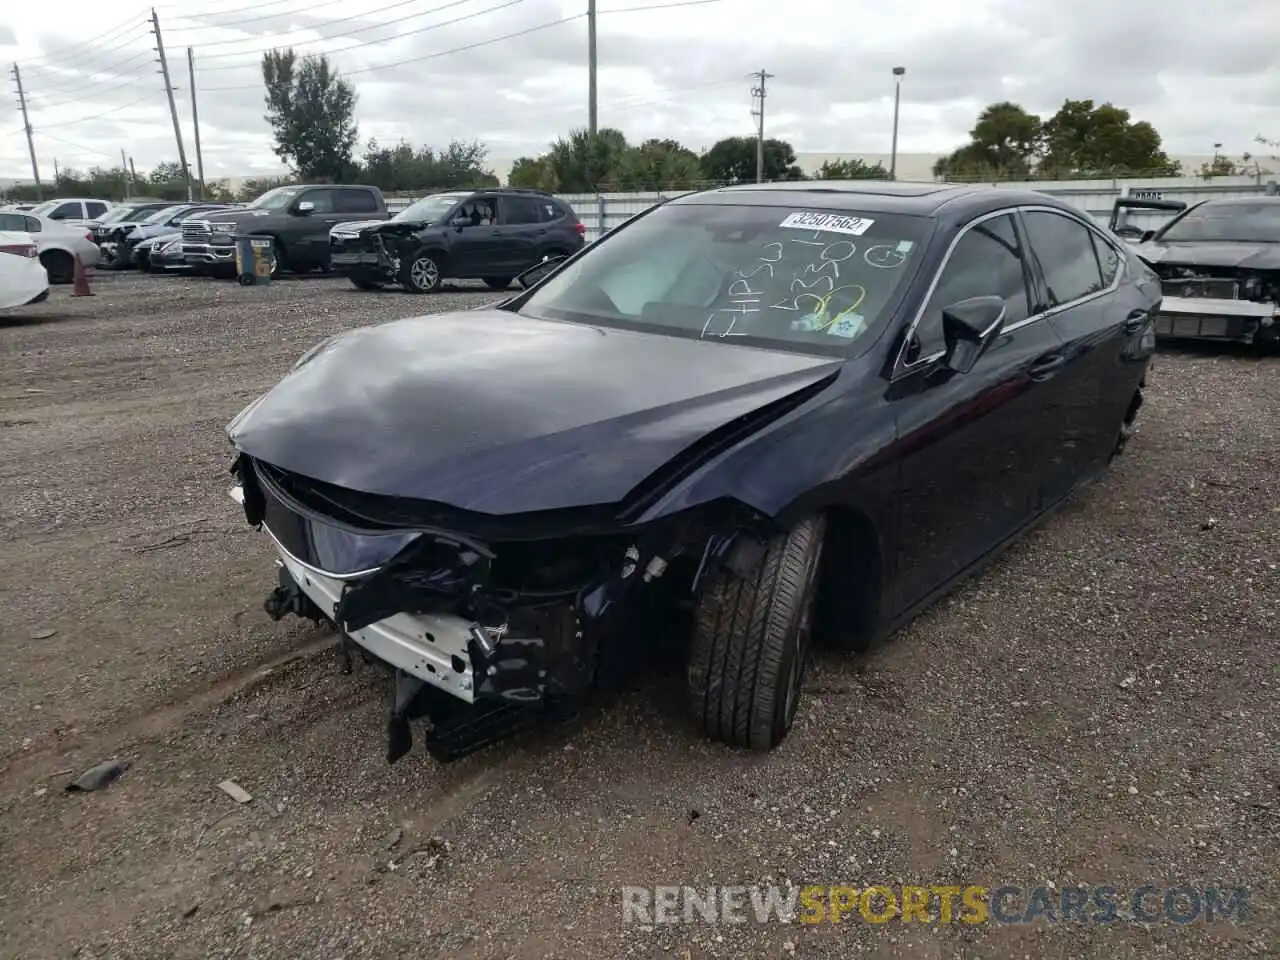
{"left": 1029, "top": 353, "right": 1067, "bottom": 381}
{"left": 1124, "top": 308, "right": 1150, "bottom": 334}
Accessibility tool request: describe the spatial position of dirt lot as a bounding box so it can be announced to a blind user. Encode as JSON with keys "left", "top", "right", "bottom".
{"left": 0, "top": 272, "right": 1277, "bottom": 959}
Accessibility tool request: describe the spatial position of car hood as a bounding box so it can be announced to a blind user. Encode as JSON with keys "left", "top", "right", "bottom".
{"left": 228, "top": 309, "right": 842, "bottom": 515}
{"left": 332, "top": 219, "right": 386, "bottom": 235}
{"left": 1136, "top": 240, "right": 1280, "bottom": 270}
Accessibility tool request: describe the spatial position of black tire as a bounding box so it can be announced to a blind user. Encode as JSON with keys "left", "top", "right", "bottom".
{"left": 1111, "top": 385, "right": 1144, "bottom": 461}
{"left": 40, "top": 250, "right": 74, "bottom": 284}
{"left": 350, "top": 278, "right": 385, "bottom": 291}
{"left": 686, "top": 514, "right": 826, "bottom": 750}
{"left": 268, "top": 237, "right": 285, "bottom": 276}
{"left": 483, "top": 276, "right": 513, "bottom": 291}
{"left": 400, "top": 250, "right": 443, "bottom": 293}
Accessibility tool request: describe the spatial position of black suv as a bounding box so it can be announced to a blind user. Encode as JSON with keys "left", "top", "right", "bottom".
{"left": 329, "top": 188, "right": 586, "bottom": 293}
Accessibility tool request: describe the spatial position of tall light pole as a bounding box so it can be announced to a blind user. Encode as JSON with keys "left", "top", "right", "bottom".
{"left": 889, "top": 66, "right": 905, "bottom": 180}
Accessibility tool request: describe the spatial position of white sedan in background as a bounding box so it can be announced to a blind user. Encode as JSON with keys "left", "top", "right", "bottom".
{"left": 0, "top": 210, "right": 99, "bottom": 283}
{"left": 0, "top": 231, "right": 50, "bottom": 309}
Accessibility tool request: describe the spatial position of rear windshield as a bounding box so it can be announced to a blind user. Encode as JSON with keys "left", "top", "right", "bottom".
{"left": 1159, "top": 201, "right": 1280, "bottom": 243}
{"left": 517, "top": 201, "right": 930, "bottom": 355}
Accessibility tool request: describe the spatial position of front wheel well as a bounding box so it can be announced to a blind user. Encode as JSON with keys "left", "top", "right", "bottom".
{"left": 809, "top": 504, "right": 884, "bottom": 652}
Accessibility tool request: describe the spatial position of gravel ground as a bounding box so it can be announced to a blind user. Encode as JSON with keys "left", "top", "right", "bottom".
{"left": 0, "top": 271, "right": 1277, "bottom": 959}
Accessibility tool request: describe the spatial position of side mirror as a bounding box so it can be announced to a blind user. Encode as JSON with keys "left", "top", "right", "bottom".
{"left": 297, "top": 200, "right": 315, "bottom": 215}
{"left": 940, "top": 295, "right": 1007, "bottom": 374}
{"left": 515, "top": 254, "right": 567, "bottom": 290}
{"left": 1140, "top": 229, "right": 1155, "bottom": 242}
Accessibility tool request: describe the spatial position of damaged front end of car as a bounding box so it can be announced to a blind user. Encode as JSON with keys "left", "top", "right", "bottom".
{"left": 228, "top": 452, "right": 773, "bottom": 764}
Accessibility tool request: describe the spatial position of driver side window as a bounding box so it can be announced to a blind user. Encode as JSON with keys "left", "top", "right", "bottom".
{"left": 909, "top": 213, "right": 1030, "bottom": 361}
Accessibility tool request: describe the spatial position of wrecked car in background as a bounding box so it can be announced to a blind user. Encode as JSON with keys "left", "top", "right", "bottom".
{"left": 226, "top": 181, "right": 1158, "bottom": 764}
{"left": 1113, "top": 195, "right": 1280, "bottom": 350}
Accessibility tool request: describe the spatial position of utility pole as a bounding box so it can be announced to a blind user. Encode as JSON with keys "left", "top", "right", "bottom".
{"left": 187, "top": 47, "right": 205, "bottom": 199}
{"left": 749, "top": 68, "right": 773, "bottom": 183}
{"left": 151, "top": 8, "right": 192, "bottom": 201}
{"left": 12, "top": 64, "right": 43, "bottom": 200}
{"left": 586, "top": 0, "right": 597, "bottom": 136}
{"left": 53, "top": 157, "right": 60, "bottom": 186}
{"left": 889, "top": 66, "right": 905, "bottom": 180}
{"left": 129, "top": 157, "right": 138, "bottom": 187}
{"left": 121, "top": 148, "right": 131, "bottom": 198}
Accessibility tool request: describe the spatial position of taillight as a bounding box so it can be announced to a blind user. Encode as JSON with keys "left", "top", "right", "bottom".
{"left": 85, "top": 231, "right": 94, "bottom": 242}
{"left": 0, "top": 242, "right": 37, "bottom": 258}
{"left": 573, "top": 221, "right": 586, "bottom": 236}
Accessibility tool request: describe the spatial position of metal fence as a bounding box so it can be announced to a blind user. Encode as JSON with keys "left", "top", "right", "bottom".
{"left": 384, "top": 175, "right": 1280, "bottom": 242}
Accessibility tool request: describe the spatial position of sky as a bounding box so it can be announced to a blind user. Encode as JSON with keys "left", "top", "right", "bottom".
{"left": 1, "top": 0, "right": 1278, "bottom": 182}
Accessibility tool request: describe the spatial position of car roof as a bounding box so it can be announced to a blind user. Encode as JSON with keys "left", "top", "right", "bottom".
{"left": 673, "top": 180, "right": 1075, "bottom": 220}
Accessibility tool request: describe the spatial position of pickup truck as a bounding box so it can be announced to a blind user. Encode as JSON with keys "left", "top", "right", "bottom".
{"left": 181, "top": 184, "right": 390, "bottom": 277}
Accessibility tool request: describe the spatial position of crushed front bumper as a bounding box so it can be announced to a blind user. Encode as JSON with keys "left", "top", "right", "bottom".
{"left": 1154, "top": 295, "right": 1279, "bottom": 344}
{"left": 227, "top": 472, "right": 685, "bottom": 763}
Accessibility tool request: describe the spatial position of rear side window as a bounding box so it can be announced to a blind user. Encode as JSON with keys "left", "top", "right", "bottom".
{"left": 545, "top": 201, "right": 567, "bottom": 222}
{"left": 913, "top": 213, "right": 1030, "bottom": 358}
{"left": 503, "top": 196, "right": 544, "bottom": 225}
{"left": 1092, "top": 232, "right": 1121, "bottom": 286}
{"left": 334, "top": 190, "right": 379, "bottom": 214}
{"left": 86, "top": 201, "right": 109, "bottom": 218}
{"left": 1021, "top": 210, "right": 1105, "bottom": 309}
{"left": 24, "top": 216, "right": 42, "bottom": 233}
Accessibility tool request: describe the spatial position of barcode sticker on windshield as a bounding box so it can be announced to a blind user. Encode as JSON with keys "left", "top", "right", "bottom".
{"left": 779, "top": 212, "right": 875, "bottom": 236}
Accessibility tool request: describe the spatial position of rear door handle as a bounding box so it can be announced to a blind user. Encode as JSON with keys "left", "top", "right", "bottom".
{"left": 1029, "top": 353, "right": 1067, "bottom": 381}
{"left": 1124, "top": 308, "right": 1149, "bottom": 334}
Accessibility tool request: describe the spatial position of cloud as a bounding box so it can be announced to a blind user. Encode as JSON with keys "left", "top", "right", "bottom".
{"left": 3, "top": 0, "right": 1278, "bottom": 182}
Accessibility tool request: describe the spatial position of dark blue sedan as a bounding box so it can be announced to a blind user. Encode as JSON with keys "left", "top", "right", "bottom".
{"left": 224, "top": 181, "right": 1160, "bottom": 763}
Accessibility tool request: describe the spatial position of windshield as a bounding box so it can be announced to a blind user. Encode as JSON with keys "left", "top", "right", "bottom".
{"left": 248, "top": 187, "right": 301, "bottom": 211}
{"left": 518, "top": 201, "right": 930, "bottom": 354}
{"left": 394, "top": 193, "right": 468, "bottom": 222}
{"left": 1159, "top": 201, "right": 1280, "bottom": 243}
{"left": 98, "top": 206, "right": 141, "bottom": 224}
{"left": 144, "top": 205, "right": 185, "bottom": 224}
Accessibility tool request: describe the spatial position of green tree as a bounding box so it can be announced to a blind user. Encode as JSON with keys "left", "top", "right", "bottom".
{"left": 358, "top": 139, "right": 496, "bottom": 192}
{"left": 1037, "top": 99, "right": 1179, "bottom": 178}
{"left": 815, "top": 157, "right": 890, "bottom": 180}
{"left": 700, "top": 136, "right": 804, "bottom": 182}
{"left": 541, "top": 127, "right": 631, "bottom": 192}
{"left": 614, "top": 138, "right": 704, "bottom": 189}
{"left": 262, "top": 48, "right": 359, "bottom": 182}
{"left": 933, "top": 102, "right": 1042, "bottom": 181}
{"left": 508, "top": 156, "right": 556, "bottom": 190}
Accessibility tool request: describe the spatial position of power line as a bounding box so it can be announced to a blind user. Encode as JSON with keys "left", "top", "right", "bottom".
{"left": 25, "top": 52, "right": 157, "bottom": 98}
{"left": 201, "top": 10, "right": 583, "bottom": 89}
{"left": 166, "top": 0, "right": 343, "bottom": 27}
{"left": 197, "top": 0, "right": 721, "bottom": 87}
{"left": 194, "top": 0, "right": 530, "bottom": 66}
{"left": 171, "top": 0, "right": 419, "bottom": 43}
{"left": 27, "top": 94, "right": 158, "bottom": 131}
{"left": 21, "top": 25, "right": 153, "bottom": 74}
{"left": 20, "top": 15, "right": 149, "bottom": 65}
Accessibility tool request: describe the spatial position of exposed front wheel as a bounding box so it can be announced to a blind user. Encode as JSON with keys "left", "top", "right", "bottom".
{"left": 686, "top": 514, "right": 826, "bottom": 750}
{"left": 400, "top": 252, "right": 443, "bottom": 293}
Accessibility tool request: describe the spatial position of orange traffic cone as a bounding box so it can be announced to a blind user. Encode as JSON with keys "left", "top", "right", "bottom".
{"left": 70, "top": 253, "right": 94, "bottom": 297}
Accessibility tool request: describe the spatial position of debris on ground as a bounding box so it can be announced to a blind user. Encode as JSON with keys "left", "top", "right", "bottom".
{"left": 216, "top": 779, "right": 253, "bottom": 804}
{"left": 65, "top": 759, "right": 131, "bottom": 793}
